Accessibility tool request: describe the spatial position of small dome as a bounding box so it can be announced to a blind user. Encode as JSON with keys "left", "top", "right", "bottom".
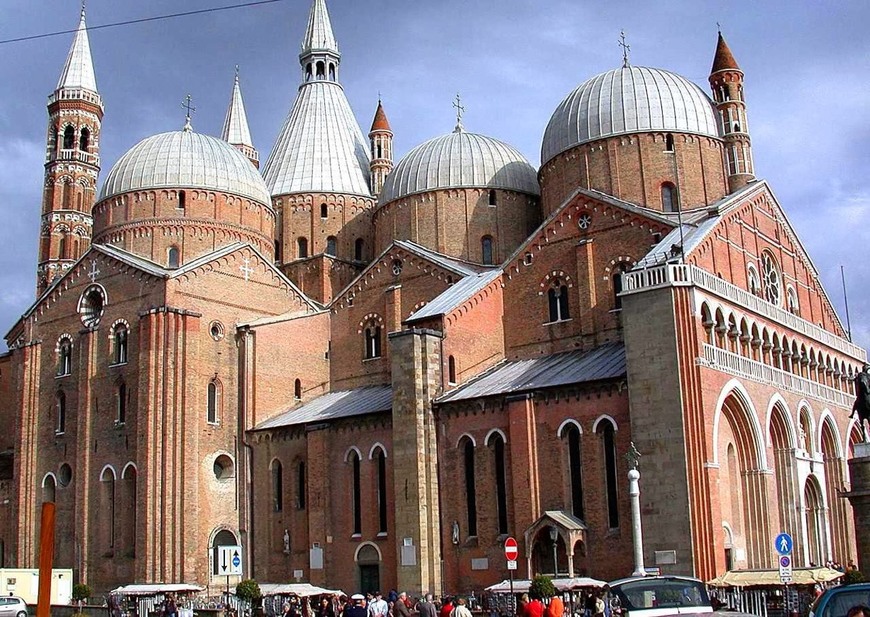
{"left": 542, "top": 66, "right": 720, "bottom": 166}
{"left": 380, "top": 130, "right": 539, "bottom": 205}
{"left": 99, "top": 129, "right": 271, "bottom": 205}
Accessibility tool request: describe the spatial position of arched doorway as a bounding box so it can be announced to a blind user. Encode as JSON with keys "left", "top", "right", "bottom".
{"left": 211, "top": 529, "right": 239, "bottom": 577}
{"left": 803, "top": 476, "right": 825, "bottom": 567}
{"left": 356, "top": 543, "right": 381, "bottom": 594}
{"left": 531, "top": 527, "right": 567, "bottom": 577}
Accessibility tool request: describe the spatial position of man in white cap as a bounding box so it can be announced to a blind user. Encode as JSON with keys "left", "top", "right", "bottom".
{"left": 347, "top": 595, "right": 367, "bottom": 617}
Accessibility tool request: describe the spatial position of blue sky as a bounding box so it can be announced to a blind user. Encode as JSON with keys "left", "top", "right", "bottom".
{"left": 1, "top": 1, "right": 869, "bottom": 352}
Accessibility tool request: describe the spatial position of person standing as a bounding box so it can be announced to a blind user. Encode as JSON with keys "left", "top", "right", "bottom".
{"left": 417, "top": 594, "right": 437, "bottom": 617}
{"left": 369, "top": 592, "right": 389, "bottom": 617}
{"left": 525, "top": 595, "right": 544, "bottom": 617}
{"left": 546, "top": 594, "right": 564, "bottom": 617}
{"left": 393, "top": 593, "right": 412, "bottom": 617}
{"left": 347, "top": 596, "right": 368, "bottom": 617}
{"left": 452, "top": 598, "right": 473, "bottom": 617}
{"left": 439, "top": 597, "right": 453, "bottom": 617}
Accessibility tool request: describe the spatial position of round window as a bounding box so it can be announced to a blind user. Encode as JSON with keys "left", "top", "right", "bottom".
{"left": 78, "top": 286, "right": 105, "bottom": 328}
{"left": 391, "top": 259, "right": 403, "bottom": 276}
{"left": 209, "top": 321, "right": 225, "bottom": 341}
{"left": 213, "top": 454, "right": 235, "bottom": 481}
{"left": 58, "top": 463, "right": 73, "bottom": 487}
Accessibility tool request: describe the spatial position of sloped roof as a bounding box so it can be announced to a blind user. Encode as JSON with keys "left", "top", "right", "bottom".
{"left": 393, "top": 240, "right": 490, "bottom": 276}
{"left": 406, "top": 269, "right": 502, "bottom": 323}
{"left": 252, "top": 385, "right": 392, "bottom": 430}
{"left": 437, "top": 342, "right": 625, "bottom": 404}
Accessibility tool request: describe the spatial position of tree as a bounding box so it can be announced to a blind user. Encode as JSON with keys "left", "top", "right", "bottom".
{"left": 236, "top": 579, "right": 262, "bottom": 603}
{"left": 530, "top": 575, "right": 556, "bottom": 600}
{"left": 72, "top": 584, "right": 92, "bottom": 603}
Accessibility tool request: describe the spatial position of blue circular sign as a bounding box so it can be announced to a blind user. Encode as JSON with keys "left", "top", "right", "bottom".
{"left": 774, "top": 533, "right": 793, "bottom": 555}
{"left": 780, "top": 555, "right": 791, "bottom": 567}
{"left": 232, "top": 554, "right": 241, "bottom": 567}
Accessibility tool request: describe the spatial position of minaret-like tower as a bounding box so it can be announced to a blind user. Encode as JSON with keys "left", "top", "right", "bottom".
{"left": 221, "top": 66, "right": 259, "bottom": 168}
{"left": 709, "top": 31, "right": 754, "bottom": 193}
{"left": 37, "top": 5, "right": 103, "bottom": 295}
{"left": 368, "top": 99, "right": 393, "bottom": 196}
{"left": 300, "top": 0, "right": 341, "bottom": 83}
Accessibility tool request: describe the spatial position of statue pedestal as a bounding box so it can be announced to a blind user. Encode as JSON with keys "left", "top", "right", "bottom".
{"left": 844, "top": 442, "right": 870, "bottom": 573}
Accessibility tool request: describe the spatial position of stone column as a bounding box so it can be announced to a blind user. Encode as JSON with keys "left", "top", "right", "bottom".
{"left": 843, "top": 442, "right": 870, "bottom": 572}
{"left": 389, "top": 328, "right": 443, "bottom": 596}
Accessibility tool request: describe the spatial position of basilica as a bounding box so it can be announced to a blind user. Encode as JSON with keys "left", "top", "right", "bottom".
{"left": 0, "top": 0, "right": 865, "bottom": 597}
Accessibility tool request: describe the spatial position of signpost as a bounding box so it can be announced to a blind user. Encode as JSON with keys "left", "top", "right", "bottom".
{"left": 218, "top": 545, "right": 243, "bottom": 614}
{"left": 774, "top": 533, "right": 793, "bottom": 584}
{"left": 505, "top": 537, "right": 518, "bottom": 615}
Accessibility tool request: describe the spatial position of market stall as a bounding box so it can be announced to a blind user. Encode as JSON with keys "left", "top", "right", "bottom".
{"left": 485, "top": 577, "right": 607, "bottom": 617}
{"left": 110, "top": 583, "right": 205, "bottom": 617}
{"left": 707, "top": 567, "right": 844, "bottom": 617}
{"left": 257, "top": 583, "right": 345, "bottom": 617}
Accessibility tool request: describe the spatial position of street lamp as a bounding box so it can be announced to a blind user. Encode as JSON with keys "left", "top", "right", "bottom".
{"left": 549, "top": 525, "right": 559, "bottom": 576}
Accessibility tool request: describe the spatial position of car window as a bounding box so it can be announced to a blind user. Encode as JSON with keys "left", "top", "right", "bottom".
{"left": 822, "top": 590, "right": 870, "bottom": 617}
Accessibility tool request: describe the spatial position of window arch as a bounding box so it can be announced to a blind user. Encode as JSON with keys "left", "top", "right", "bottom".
{"left": 57, "top": 337, "right": 73, "bottom": 376}
{"left": 116, "top": 379, "right": 127, "bottom": 424}
{"left": 354, "top": 238, "right": 364, "bottom": 261}
{"left": 325, "top": 236, "right": 337, "bottom": 256}
{"left": 271, "top": 459, "right": 283, "bottom": 512}
{"left": 547, "top": 279, "right": 570, "bottom": 322}
{"left": 350, "top": 450, "right": 362, "bottom": 535}
{"left": 167, "top": 246, "right": 180, "bottom": 268}
{"left": 448, "top": 355, "right": 457, "bottom": 385}
{"left": 564, "top": 423, "right": 585, "bottom": 520}
{"left": 100, "top": 466, "right": 116, "bottom": 548}
{"left": 664, "top": 133, "right": 675, "bottom": 152}
{"left": 316, "top": 61, "right": 325, "bottom": 79}
{"left": 178, "top": 190, "right": 186, "bottom": 209}
{"left": 56, "top": 391, "right": 67, "bottom": 434}
{"left": 481, "top": 235, "right": 494, "bottom": 265}
{"left": 79, "top": 127, "right": 90, "bottom": 152}
{"left": 491, "top": 432, "right": 508, "bottom": 535}
{"left": 62, "top": 126, "right": 74, "bottom": 150}
{"left": 747, "top": 263, "right": 761, "bottom": 296}
{"left": 488, "top": 189, "right": 497, "bottom": 206}
{"left": 297, "top": 237, "right": 308, "bottom": 258}
{"left": 462, "top": 437, "right": 477, "bottom": 536}
{"left": 376, "top": 448, "right": 388, "bottom": 534}
{"left": 328, "top": 63, "right": 336, "bottom": 81}
{"left": 294, "top": 378, "right": 302, "bottom": 400}
{"left": 58, "top": 232, "right": 68, "bottom": 260}
{"left": 661, "top": 182, "right": 678, "bottom": 212}
{"left": 207, "top": 380, "right": 220, "bottom": 424}
{"left": 297, "top": 460, "right": 306, "bottom": 510}
{"left": 320, "top": 203, "right": 328, "bottom": 219}
{"left": 42, "top": 474, "right": 57, "bottom": 503}
{"left": 113, "top": 323, "right": 128, "bottom": 365}
{"left": 786, "top": 285, "right": 799, "bottom": 316}
{"left": 364, "top": 318, "right": 382, "bottom": 359}
{"left": 613, "top": 263, "right": 631, "bottom": 310}
{"left": 597, "top": 419, "right": 619, "bottom": 528}
{"left": 211, "top": 529, "right": 239, "bottom": 576}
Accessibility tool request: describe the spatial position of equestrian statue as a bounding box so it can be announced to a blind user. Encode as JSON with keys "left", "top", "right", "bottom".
{"left": 851, "top": 363, "right": 870, "bottom": 441}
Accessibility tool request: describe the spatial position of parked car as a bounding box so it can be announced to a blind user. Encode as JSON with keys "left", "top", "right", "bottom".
{"left": 809, "top": 584, "right": 870, "bottom": 617}
{"left": 0, "top": 596, "right": 28, "bottom": 617}
{"left": 608, "top": 576, "right": 758, "bottom": 617}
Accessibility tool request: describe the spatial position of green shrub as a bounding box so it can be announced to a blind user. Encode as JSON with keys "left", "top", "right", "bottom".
{"left": 530, "top": 575, "right": 556, "bottom": 600}
{"left": 235, "top": 579, "right": 261, "bottom": 602}
{"left": 843, "top": 570, "right": 865, "bottom": 585}
{"left": 72, "top": 583, "right": 92, "bottom": 602}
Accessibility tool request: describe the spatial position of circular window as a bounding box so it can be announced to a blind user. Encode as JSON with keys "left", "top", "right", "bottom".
{"left": 58, "top": 463, "right": 73, "bottom": 487}
{"left": 391, "top": 259, "right": 403, "bottom": 276}
{"left": 209, "top": 321, "right": 225, "bottom": 341}
{"left": 578, "top": 213, "right": 592, "bottom": 230}
{"left": 213, "top": 454, "right": 235, "bottom": 481}
{"left": 761, "top": 253, "right": 781, "bottom": 306}
{"left": 78, "top": 286, "right": 105, "bottom": 328}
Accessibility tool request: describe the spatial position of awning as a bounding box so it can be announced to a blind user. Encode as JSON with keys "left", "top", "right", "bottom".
{"left": 707, "top": 567, "right": 844, "bottom": 588}
{"left": 111, "top": 584, "right": 204, "bottom": 596}
{"left": 258, "top": 583, "right": 345, "bottom": 598}
{"left": 486, "top": 577, "right": 607, "bottom": 594}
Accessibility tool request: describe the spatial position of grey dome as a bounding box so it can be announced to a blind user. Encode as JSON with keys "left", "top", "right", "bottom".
{"left": 99, "top": 129, "right": 270, "bottom": 205}
{"left": 380, "top": 130, "right": 539, "bottom": 205}
{"left": 542, "top": 66, "right": 721, "bottom": 166}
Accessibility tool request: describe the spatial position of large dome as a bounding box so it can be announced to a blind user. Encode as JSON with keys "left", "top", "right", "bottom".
{"left": 99, "top": 129, "right": 271, "bottom": 205}
{"left": 542, "top": 66, "right": 721, "bottom": 166}
{"left": 380, "top": 129, "right": 539, "bottom": 204}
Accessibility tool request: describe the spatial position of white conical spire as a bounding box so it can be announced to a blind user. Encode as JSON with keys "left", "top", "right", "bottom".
{"left": 301, "top": 0, "right": 338, "bottom": 56}
{"left": 56, "top": 4, "right": 98, "bottom": 92}
{"left": 222, "top": 67, "right": 253, "bottom": 148}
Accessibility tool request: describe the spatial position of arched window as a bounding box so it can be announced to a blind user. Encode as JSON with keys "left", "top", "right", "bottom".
{"left": 297, "top": 461, "right": 306, "bottom": 510}
{"left": 565, "top": 425, "right": 585, "bottom": 519}
{"left": 100, "top": 467, "right": 116, "bottom": 549}
{"left": 488, "top": 189, "right": 497, "bottom": 206}
{"left": 58, "top": 338, "right": 72, "bottom": 376}
{"left": 326, "top": 236, "right": 337, "bottom": 256}
{"left": 376, "top": 143, "right": 383, "bottom": 158}
{"left": 661, "top": 182, "right": 678, "bottom": 212}
{"left": 613, "top": 264, "right": 630, "bottom": 310}
{"left": 598, "top": 420, "right": 619, "bottom": 528}
{"left": 62, "top": 180, "right": 72, "bottom": 209}
{"left": 664, "top": 133, "right": 675, "bottom": 152}
{"left": 787, "top": 286, "right": 799, "bottom": 316}
{"left": 350, "top": 451, "right": 362, "bottom": 535}
{"left": 294, "top": 378, "right": 302, "bottom": 400}
{"left": 376, "top": 449, "right": 388, "bottom": 533}
{"left": 547, "top": 280, "right": 570, "bottom": 322}
{"left": 462, "top": 438, "right": 477, "bottom": 536}
{"left": 56, "top": 391, "right": 67, "bottom": 434}
{"left": 320, "top": 203, "right": 328, "bottom": 219}
{"left": 448, "top": 356, "right": 457, "bottom": 385}
{"left": 355, "top": 238, "right": 364, "bottom": 261}
{"left": 63, "top": 126, "right": 74, "bottom": 150}
{"left": 364, "top": 321, "right": 382, "bottom": 359}
{"left": 207, "top": 380, "right": 220, "bottom": 424}
{"left": 58, "top": 233, "right": 68, "bottom": 260}
{"left": 211, "top": 530, "right": 238, "bottom": 576}
{"left": 116, "top": 380, "right": 127, "bottom": 424}
{"left": 305, "top": 63, "right": 312, "bottom": 82}
{"left": 167, "top": 246, "right": 180, "bottom": 269}
{"left": 297, "top": 237, "right": 308, "bottom": 258}
{"left": 316, "top": 61, "right": 325, "bottom": 79}
{"left": 271, "top": 460, "right": 283, "bottom": 512}
{"left": 178, "top": 190, "right": 186, "bottom": 209}
{"left": 113, "top": 324, "right": 128, "bottom": 364}
{"left": 328, "top": 63, "right": 336, "bottom": 81}
{"left": 42, "top": 475, "right": 57, "bottom": 504}
{"left": 747, "top": 264, "right": 761, "bottom": 296}
{"left": 491, "top": 434, "right": 508, "bottom": 535}
{"left": 79, "top": 127, "right": 90, "bottom": 152}
{"left": 274, "top": 240, "right": 282, "bottom": 263}
{"left": 481, "top": 235, "right": 494, "bottom": 265}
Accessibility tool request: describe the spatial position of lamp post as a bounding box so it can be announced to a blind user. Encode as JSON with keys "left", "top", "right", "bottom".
{"left": 549, "top": 525, "right": 559, "bottom": 576}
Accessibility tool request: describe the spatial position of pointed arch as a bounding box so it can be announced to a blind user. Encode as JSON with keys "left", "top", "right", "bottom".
{"left": 557, "top": 418, "right": 583, "bottom": 438}
{"left": 766, "top": 394, "right": 796, "bottom": 449}
{"left": 711, "top": 379, "right": 768, "bottom": 469}
{"left": 455, "top": 433, "right": 477, "bottom": 448}
{"left": 368, "top": 443, "right": 387, "bottom": 459}
{"left": 353, "top": 541, "right": 383, "bottom": 562}
{"left": 484, "top": 428, "right": 508, "bottom": 446}
{"left": 344, "top": 446, "right": 363, "bottom": 463}
{"left": 591, "top": 414, "right": 619, "bottom": 434}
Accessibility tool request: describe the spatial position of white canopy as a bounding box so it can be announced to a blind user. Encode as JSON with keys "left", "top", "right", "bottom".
{"left": 258, "top": 583, "right": 345, "bottom": 598}
{"left": 486, "top": 578, "right": 607, "bottom": 593}
{"left": 111, "top": 584, "right": 204, "bottom": 596}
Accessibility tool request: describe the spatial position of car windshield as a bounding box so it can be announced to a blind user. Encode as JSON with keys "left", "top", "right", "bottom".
{"left": 815, "top": 590, "right": 870, "bottom": 617}
{"left": 612, "top": 579, "right": 710, "bottom": 611}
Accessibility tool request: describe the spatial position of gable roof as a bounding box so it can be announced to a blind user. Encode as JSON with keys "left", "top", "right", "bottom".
{"left": 437, "top": 342, "right": 625, "bottom": 404}
{"left": 405, "top": 269, "right": 502, "bottom": 324}
{"left": 252, "top": 385, "right": 392, "bottom": 430}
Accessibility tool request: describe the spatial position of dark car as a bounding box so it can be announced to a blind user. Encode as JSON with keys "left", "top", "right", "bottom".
{"left": 809, "top": 584, "right": 870, "bottom": 617}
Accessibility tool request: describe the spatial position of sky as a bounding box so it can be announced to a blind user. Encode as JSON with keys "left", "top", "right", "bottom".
{"left": 1, "top": 0, "right": 869, "bottom": 353}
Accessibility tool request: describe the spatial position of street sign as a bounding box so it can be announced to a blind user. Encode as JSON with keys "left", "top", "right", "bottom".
{"left": 218, "top": 545, "right": 243, "bottom": 576}
{"left": 504, "top": 537, "right": 518, "bottom": 561}
{"left": 507, "top": 560, "right": 517, "bottom": 571}
{"left": 774, "top": 533, "right": 793, "bottom": 556}
{"left": 779, "top": 554, "right": 793, "bottom": 584}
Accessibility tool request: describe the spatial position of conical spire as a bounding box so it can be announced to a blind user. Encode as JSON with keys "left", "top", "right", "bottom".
{"left": 56, "top": 4, "right": 98, "bottom": 92}
{"left": 370, "top": 99, "right": 391, "bottom": 132}
{"left": 222, "top": 67, "right": 259, "bottom": 167}
{"left": 711, "top": 31, "right": 740, "bottom": 73}
{"left": 301, "top": 0, "right": 338, "bottom": 56}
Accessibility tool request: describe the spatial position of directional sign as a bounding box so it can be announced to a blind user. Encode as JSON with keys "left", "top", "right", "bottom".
{"left": 774, "top": 533, "right": 793, "bottom": 556}
{"left": 504, "top": 537, "right": 518, "bottom": 561}
{"left": 218, "top": 545, "right": 243, "bottom": 576}
{"left": 779, "top": 554, "right": 793, "bottom": 584}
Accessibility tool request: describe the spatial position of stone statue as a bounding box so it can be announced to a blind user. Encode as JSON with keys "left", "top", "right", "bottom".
{"left": 851, "top": 363, "right": 870, "bottom": 442}
{"left": 451, "top": 521, "right": 460, "bottom": 545}
{"left": 283, "top": 529, "right": 290, "bottom": 554}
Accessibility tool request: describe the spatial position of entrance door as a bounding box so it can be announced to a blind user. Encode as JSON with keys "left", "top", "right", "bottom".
{"left": 359, "top": 564, "right": 379, "bottom": 594}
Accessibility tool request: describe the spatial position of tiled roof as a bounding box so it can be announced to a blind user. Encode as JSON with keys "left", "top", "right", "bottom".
{"left": 437, "top": 342, "right": 625, "bottom": 404}
{"left": 252, "top": 385, "right": 392, "bottom": 430}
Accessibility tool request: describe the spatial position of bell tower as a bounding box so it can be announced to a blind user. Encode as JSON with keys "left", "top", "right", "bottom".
{"left": 368, "top": 99, "right": 393, "bottom": 196}
{"left": 38, "top": 5, "right": 103, "bottom": 295}
{"left": 709, "top": 31, "right": 754, "bottom": 193}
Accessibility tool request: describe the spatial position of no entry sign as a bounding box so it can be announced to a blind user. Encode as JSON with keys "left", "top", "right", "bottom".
{"left": 504, "top": 536, "right": 518, "bottom": 561}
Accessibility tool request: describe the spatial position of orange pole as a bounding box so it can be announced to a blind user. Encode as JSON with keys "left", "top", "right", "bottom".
{"left": 36, "top": 501, "right": 56, "bottom": 617}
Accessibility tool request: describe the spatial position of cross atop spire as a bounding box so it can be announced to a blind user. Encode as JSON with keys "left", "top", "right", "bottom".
{"left": 618, "top": 30, "right": 631, "bottom": 68}
{"left": 453, "top": 93, "right": 465, "bottom": 133}
{"left": 182, "top": 94, "right": 196, "bottom": 132}
{"left": 56, "top": 3, "right": 99, "bottom": 93}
